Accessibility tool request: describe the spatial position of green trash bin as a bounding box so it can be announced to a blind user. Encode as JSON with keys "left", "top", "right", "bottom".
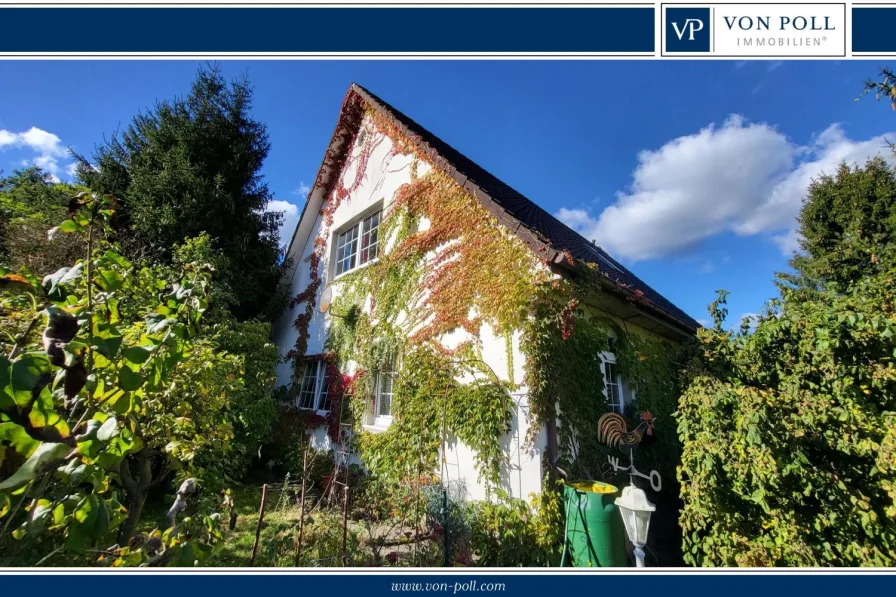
{"left": 561, "top": 481, "right": 627, "bottom": 567}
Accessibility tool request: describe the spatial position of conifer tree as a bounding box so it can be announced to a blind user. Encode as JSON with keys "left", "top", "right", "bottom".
{"left": 80, "top": 65, "right": 284, "bottom": 320}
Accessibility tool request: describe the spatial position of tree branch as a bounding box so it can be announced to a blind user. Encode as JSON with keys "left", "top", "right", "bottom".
{"left": 148, "top": 466, "right": 171, "bottom": 489}
{"left": 118, "top": 456, "right": 138, "bottom": 495}
{"left": 8, "top": 314, "right": 41, "bottom": 360}
{"left": 165, "top": 478, "right": 197, "bottom": 529}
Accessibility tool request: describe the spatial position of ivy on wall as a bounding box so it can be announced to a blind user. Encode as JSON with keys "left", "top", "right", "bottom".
{"left": 286, "top": 97, "right": 687, "bottom": 495}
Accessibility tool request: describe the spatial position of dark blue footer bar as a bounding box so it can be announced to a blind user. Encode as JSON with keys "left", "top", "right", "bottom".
{"left": 0, "top": 7, "right": 655, "bottom": 54}
{"left": 0, "top": 573, "right": 894, "bottom": 594}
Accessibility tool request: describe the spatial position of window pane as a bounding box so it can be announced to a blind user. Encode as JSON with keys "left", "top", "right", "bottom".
{"left": 377, "top": 371, "right": 394, "bottom": 417}
{"left": 297, "top": 361, "right": 319, "bottom": 409}
{"left": 605, "top": 361, "right": 621, "bottom": 414}
{"left": 336, "top": 225, "right": 359, "bottom": 275}
{"left": 318, "top": 363, "right": 332, "bottom": 411}
{"left": 360, "top": 211, "right": 381, "bottom": 264}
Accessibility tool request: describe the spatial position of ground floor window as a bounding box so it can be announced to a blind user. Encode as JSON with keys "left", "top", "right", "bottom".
{"left": 296, "top": 359, "right": 331, "bottom": 411}
{"left": 601, "top": 347, "right": 631, "bottom": 414}
{"left": 371, "top": 366, "right": 396, "bottom": 428}
{"left": 604, "top": 359, "right": 622, "bottom": 413}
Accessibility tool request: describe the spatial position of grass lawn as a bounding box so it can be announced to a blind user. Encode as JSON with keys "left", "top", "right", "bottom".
{"left": 140, "top": 483, "right": 301, "bottom": 567}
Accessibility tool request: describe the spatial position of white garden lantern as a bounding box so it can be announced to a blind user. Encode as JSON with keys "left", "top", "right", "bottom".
{"left": 615, "top": 485, "right": 655, "bottom": 568}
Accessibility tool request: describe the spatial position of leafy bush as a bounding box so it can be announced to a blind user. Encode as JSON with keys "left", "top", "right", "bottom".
{"left": 468, "top": 487, "right": 562, "bottom": 567}
{"left": 199, "top": 318, "right": 279, "bottom": 484}
{"left": 678, "top": 279, "right": 896, "bottom": 566}
{"left": 0, "top": 192, "right": 237, "bottom": 564}
{"left": 0, "top": 167, "right": 88, "bottom": 276}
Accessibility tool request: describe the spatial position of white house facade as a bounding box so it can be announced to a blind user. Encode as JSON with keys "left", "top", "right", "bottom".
{"left": 273, "top": 85, "right": 698, "bottom": 502}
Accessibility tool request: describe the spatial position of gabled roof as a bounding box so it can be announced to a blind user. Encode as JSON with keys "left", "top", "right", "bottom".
{"left": 287, "top": 84, "right": 699, "bottom": 337}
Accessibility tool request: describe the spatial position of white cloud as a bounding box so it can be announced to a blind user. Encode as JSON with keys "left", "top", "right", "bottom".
{"left": 0, "top": 130, "right": 17, "bottom": 146}
{"left": 0, "top": 126, "right": 73, "bottom": 181}
{"left": 292, "top": 182, "right": 311, "bottom": 199}
{"left": 266, "top": 199, "right": 300, "bottom": 248}
{"left": 555, "top": 207, "right": 597, "bottom": 238}
{"left": 771, "top": 228, "right": 801, "bottom": 255}
{"left": 556, "top": 117, "right": 896, "bottom": 261}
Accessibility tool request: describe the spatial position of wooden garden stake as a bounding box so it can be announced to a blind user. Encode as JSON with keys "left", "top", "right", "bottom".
{"left": 341, "top": 484, "right": 350, "bottom": 567}
{"left": 294, "top": 445, "right": 309, "bottom": 567}
{"left": 249, "top": 483, "right": 268, "bottom": 566}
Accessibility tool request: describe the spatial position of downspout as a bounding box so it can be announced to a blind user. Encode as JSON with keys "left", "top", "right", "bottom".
{"left": 546, "top": 411, "right": 560, "bottom": 483}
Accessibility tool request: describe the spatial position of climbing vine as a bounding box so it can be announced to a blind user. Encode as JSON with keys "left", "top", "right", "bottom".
{"left": 614, "top": 326, "right": 685, "bottom": 490}
{"left": 286, "top": 92, "right": 688, "bottom": 497}
{"left": 522, "top": 282, "right": 612, "bottom": 477}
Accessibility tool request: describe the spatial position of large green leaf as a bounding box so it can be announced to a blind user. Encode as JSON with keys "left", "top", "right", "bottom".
{"left": 94, "top": 269, "right": 123, "bottom": 292}
{"left": 92, "top": 329, "right": 123, "bottom": 360}
{"left": 58, "top": 459, "right": 108, "bottom": 491}
{"left": 101, "top": 250, "right": 131, "bottom": 269}
{"left": 66, "top": 493, "right": 107, "bottom": 553}
{"left": 0, "top": 422, "right": 40, "bottom": 457}
{"left": 97, "top": 417, "right": 119, "bottom": 442}
{"left": 58, "top": 219, "right": 84, "bottom": 234}
{"left": 42, "top": 263, "right": 84, "bottom": 301}
{"left": 145, "top": 313, "right": 177, "bottom": 334}
{"left": 10, "top": 352, "right": 53, "bottom": 408}
{"left": 27, "top": 384, "right": 71, "bottom": 440}
{"left": 75, "top": 419, "right": 103, "bottom": 460}
{"left": 95, "top": 427, "right": 141, "bottom": 470}
{"left": 121, "top": 346, "right": 153, "bottom": 365}
{"left": 118, "top": 366, "right": 143, "bottom": 392}
{"left": 0, "top": 355, "right": 13, "bottom": 411}
{"left": 0, "top": 441, "right": 70, "bottom": 491}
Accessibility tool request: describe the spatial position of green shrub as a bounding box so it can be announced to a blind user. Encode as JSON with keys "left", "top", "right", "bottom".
{"left": 0, "top": 192, "right": 233, "bottom": 564}
{"left": 678, "top": 277, "right": 896, "bottom": 566}
{"left": 468, "top": 486, "right": 562, "bottom": 567}
{"left": 197, "top": 318, "right": 279, "bottom": 484}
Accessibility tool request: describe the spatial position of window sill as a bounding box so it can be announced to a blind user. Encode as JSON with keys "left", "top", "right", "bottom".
{"left": 362, "top": 423, "right": 391, "bottom": 434}
{"left": 332, "top": 257, "right": 379, "bottom": 283}
{"left": 294, "top": 406, "right": 331, "bottom": 416}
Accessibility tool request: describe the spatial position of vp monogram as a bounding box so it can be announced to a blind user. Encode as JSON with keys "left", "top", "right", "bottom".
{"left": 671, "top": 18, "right": 705, "bottom": 41}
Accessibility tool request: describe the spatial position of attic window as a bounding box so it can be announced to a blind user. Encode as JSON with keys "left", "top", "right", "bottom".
{"left": 356, "top": 128, "right": 368, "bottom": 147}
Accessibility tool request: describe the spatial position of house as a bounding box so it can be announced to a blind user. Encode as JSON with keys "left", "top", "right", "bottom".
{"left": 273, "top": 84, "right": 698, "bottom": 502}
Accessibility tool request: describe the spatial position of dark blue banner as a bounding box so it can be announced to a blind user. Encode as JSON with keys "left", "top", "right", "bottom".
{"left": 853, "top": 6, "right": 896, "bottom": 53}
{"left": 0, "top": 572, "right": 895, "bottom": 593}
{"left": 0, "top": 7, "right": 654, "bottom": 54}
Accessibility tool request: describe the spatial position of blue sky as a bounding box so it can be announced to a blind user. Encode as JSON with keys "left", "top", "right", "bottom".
{"left": 1, "top": 60, "right": 894, "bottom": 326}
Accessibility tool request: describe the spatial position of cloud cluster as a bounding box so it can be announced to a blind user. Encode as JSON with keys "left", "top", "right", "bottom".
{"left": 293, "top": 182, "right": 311, "bottom": 199}
{"left": 557, "top": 116, "right": 896, "bottom": 261}
{"left": 0, "top": 126, "right": 73, "bottom": 181}
{"left": 266, "top": 199, "right": 300, "bottom": 248}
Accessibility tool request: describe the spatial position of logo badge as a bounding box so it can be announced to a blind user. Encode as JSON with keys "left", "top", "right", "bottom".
{"left": 666, "top": 7, "right": 711, "bottom": 52}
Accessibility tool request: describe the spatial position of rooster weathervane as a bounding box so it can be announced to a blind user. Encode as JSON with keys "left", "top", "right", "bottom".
{"left": 597, "top": 411, "right": 662, "bottom": 492}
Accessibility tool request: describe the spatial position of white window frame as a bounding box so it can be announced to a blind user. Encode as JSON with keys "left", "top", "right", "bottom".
{"left": 296, "top": 359, "right": 331, "bottom": 413}
{"left": 372, "top": 368, "right": 396, "bottom": 428}
{"left": 600, "top": 351, "right": 626, "bottom": 414}
{"left": 334, "top": 208, "right": 382, "bottom": 277}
